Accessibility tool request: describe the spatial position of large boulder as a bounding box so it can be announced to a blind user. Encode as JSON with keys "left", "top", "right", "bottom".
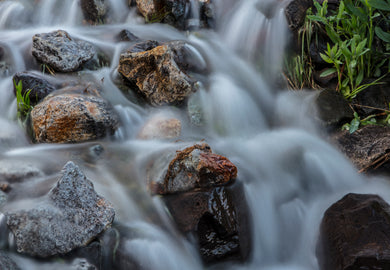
{"left": 118, "top": 41, "right": 198, "bottom": 106}
{"left": 30, "top": 86, "right": 119, "bottom": 143}
{"left": 149, "top": 143, "right": 237, "bottom": 195}
{"left": 317, "top": 193, "right": 390, "bottom": 270}
{"left": 6, "top": 161, "right": 115, "bottom": 257}
{"left": 162, "top": 182, "right": 251, "bottom": 263}
{"left": 80, "top": 0, "right": 108, "bottom": 24}
{"left": 32, "top": 30, "right": 96, "bottom": 72}
{"left": 12, "top": 71, "right": 56, "bottom": 105}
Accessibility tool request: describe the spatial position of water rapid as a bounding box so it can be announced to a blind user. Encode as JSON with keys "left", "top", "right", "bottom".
{"left": 1, "top": 0, "right": 389, "bottom": 269}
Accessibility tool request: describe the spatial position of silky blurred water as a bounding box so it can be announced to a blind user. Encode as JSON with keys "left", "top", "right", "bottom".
{"left": 0, "top": 0, "right": 389, "bottom": 269}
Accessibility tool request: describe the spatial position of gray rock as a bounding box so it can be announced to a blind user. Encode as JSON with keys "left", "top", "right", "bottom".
{"left": 0, "top": 159, "right": 43, "bottom": 183}
{"left": 6, "top": 161, "right": 115, "bottom": 257}
{"left": 32, "top": 30, "right": 96, "bottom": 72}
{"left": 80, "top": 0, "right": 108, "bottom": 24}
{"left": 12, "top": 71, "right": 56, "bottom": 105}
{"left": 0, "top": 251, "right": 20, "bottom": 270}
{"left": 117, "top": 30, "right": 140, "bottom": 42}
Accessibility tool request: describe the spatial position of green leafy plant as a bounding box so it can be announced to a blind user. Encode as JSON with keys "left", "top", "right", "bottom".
{"left": 307, "top": 0, "right": 390, "bottom": 98}
{"left": 342, "top": 112, "right": 377, "bottom": 133}
{"left": 14, "top": 79, "right": 32, "bottom": 119}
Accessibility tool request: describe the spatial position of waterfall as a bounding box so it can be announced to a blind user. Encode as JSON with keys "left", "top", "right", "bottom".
{"left": 0, "top": 0, "right": 389, "bottom": 269}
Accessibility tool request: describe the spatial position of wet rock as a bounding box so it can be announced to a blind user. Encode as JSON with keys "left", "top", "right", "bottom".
{"left": 32, "top": 30, "right": 96, "bottom": 72}
{"left": 0, "top": 159, "right": 43, "bottom": 183}
{"left": 162, "top": 181, "right": 251, "bottom": 263}
{"left": 127, "top": 40, "right": 160, "bottom": 53}
{"left": 138, "top": 115, "right": 181, "bottom": 139}
{"left": 0, "top": 46, "right": 4, "bottom": 60}
{"left": 80, "top": 0, "right": 108, "bottom": 24}
{"left": 71, "top": 258, "right": 97, "bottom": 270}
{"left": 0, "top": 61, "right": 11, "bottom": 77}
{"left": 12, "top": 71, "right": 56, "bottom": 105}
{"left": 117, "top": 30, "right": 140, "bottom": 42}
{"left": 353, "top": 77, "right": 390, "bottom": 117}
{"left": 6, "top": 161, "right": 115, "bottom": 257}
{"left": 118, "top": 41, "right": 197, "bottom": 106}
{"left": 315, "top": 89, "right": 354, "bottom": 129}
{"left": 30, "top": 89, "right": 119, "bottom": 143}
{"left": 317, "top": 193, "right": 390, "bottom": 270}
{"left": 332, "top": 125, "right": 390, "bottom": 174}
{"left": 285, "top": 0, "right": 312, "bottom": 31}
{"left": 136, "top": 0, "right": 215, "bottom": 30}
{"left": 0, "top": 251, "right": 21, "bottom": 270}
{"left": 149, "top": 143, "right": 237, "bottom": 195}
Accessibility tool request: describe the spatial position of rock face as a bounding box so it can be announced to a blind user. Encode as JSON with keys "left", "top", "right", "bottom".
{"left": 80, "top": 0, "right": 108, "bottom": 24}
{"left": 12, "top": 71, "right": 56, "bottom": 105}
{"left": 6, "top": 161, "right": 115, "bottom": 257}
{"left": 317, "top": 193, "right": 390, "bottom": 270}
{"left": 30, "top": 89, "right": 119, "bottom": 143}
{"left": 150, "top": 143, "right": 237, "bottom": 195}
{"left": 332, "top": 125, "right": 390, "bottom": 174}
{"left": 32, "top": 30, "right": 96, "bottom": 72}
{"left": 138, "top": 115, "right": 181, "bottom": 139}
{"left": 162, "top": 182, "right": 251, "bottom": 263}
{"left": 118, "top": 41, "right": 197, "bottom": 106}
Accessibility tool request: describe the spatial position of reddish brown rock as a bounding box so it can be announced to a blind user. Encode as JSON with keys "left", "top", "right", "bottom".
{"left": 117, "top": 41, "right": 196, "bottom": 106}
{"left": 138, "top": 115, "right": 181, "bottom": 139}
{"left": 317, "top": 193, "right": 390, "bottom": 270}
{"left": 30, "top": 89, "right": 119, "bottom": 143}
{"left": 150, "top": 143, "right": 237, "bottom": 195}
{"left": 162, "top": 182, "right": 251, "bottom": 263}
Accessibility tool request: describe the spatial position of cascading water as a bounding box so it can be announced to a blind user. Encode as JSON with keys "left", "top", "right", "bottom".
{"left": 1, "top": 0, "right": 390, "bottom": 269}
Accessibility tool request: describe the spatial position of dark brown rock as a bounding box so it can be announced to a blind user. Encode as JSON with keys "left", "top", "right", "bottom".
{"left": 118, "top": 41, "right": 197, "bottom": 106}
{"left": 150, "top": 143, "right": 237, "bottom": 195}
{"left": 315, "top": 89, "right": 354, "bottom": 129}
{"left": 332, "top": 125, "right": 390, "bottom": 174}
{"left": 162, "top": 181, "right": 251, "bottom": 263}
{"left": 117, "top": 30, "right": 140, "bottom": 42}
{"left": 136, "top": 0, "right": 215, "bottom": 30}
{"left": 30, "top": 88, "right": 119, "bottom": 143}
{"left": 317, "top": 193, "right": 390, "bottom": 270}
{"left": 285, "top": 0, "right": 312, "bottom": 31}
{"left": 80, "top": 0, "right": 108, "bottom": 24}
{"left": 12, "top": 71, "right": 56, "bottom": 105}
{"left": 127, "top": 40, "right": 160, "bottom": 53}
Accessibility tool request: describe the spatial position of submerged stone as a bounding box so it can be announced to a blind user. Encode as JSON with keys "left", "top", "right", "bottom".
{"left": 30, "top": 88, "right": 119, "bottom": 143}
{"left": 317, "top": 193, "right": 390, "bottom": 270}
{"left": 137, "top": 115, "right": 181, "bottom": 140}
{"left": 80, "top": 0, "right": 108, "bottom": 24}
{"left": 32, "top": 30, "right": 95, "bottom": 72}
{"left": 6, "top": 161, "right": 115, "bottom": 257}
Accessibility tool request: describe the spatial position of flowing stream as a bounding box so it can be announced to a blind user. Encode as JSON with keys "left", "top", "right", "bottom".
{"left": 1, "top": 0, "right": 390, "bottom": 269}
